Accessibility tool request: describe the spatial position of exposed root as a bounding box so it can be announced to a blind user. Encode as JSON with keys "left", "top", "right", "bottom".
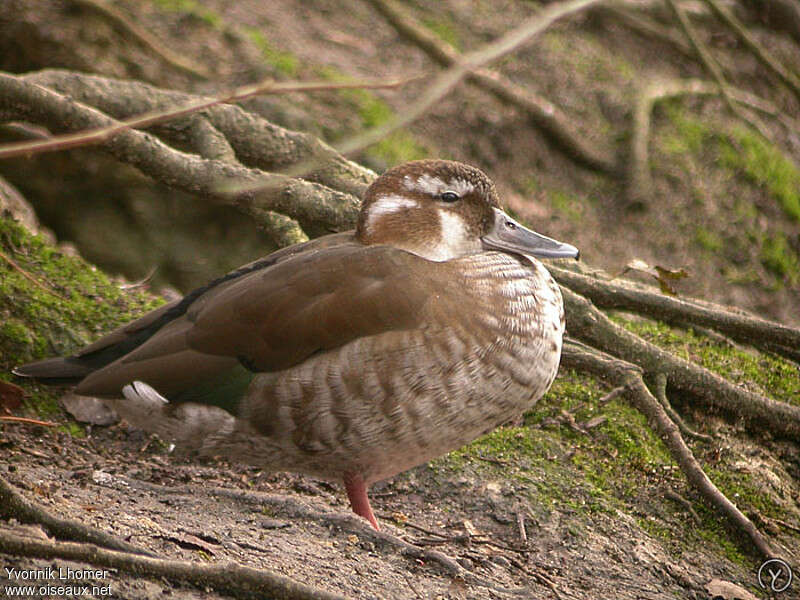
{"left": 365, "top": 0, "right": 617, "bottom": 175}
{"left": 0, "top": 476, "right": 153, "bottom": 557}
{"left": 561, "top": 342, "right": 776, "bottom": 558}
{"left": 560, "top": 287, "right": 800, "bottom": 438}
{"left": 550, "top": 265, "right": 800, "bottom": 363}
{"left": 0, "top": 521, "right": 346, "bottom": 600}
{"left": 70, "top": 0, "right": 210, "bottom": 80}
{"left": 701, "top": 0, "right": 800, "bottom": 104}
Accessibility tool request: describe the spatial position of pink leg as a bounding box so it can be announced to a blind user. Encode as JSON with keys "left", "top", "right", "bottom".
{"left": 343, "top": 472, "right": 379, "bottom": 531}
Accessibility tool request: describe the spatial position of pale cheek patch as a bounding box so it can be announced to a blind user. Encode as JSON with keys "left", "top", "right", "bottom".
{"left": 403, "top": 174, "right": 475, "bottom": 197}
{"left": 421, "top": 209, "right": 481, "bottom": 262}
{"left": 365, "top": 195, "right": 418, "bottom": 232}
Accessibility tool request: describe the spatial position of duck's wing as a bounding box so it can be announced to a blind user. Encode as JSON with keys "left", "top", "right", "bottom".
{"left": 44, "top": 244, "right": 444, "bottom": 407}
{"left": 14, "top": 233, "right": 357, "bottom": 393}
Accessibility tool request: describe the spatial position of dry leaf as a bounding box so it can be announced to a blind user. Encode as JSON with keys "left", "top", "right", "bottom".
{"left": 619, "top": 259, "right": 689, "bottom": 295}
{"left": 0, "top": 380, "right": 25, "bottom": 411}
{"left": 60, "top": 393, "right": 118, "bottom": 426}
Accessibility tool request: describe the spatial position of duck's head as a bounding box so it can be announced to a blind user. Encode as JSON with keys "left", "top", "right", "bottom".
{"left": 356, "top": 160, "right": 579, "bottom": 262}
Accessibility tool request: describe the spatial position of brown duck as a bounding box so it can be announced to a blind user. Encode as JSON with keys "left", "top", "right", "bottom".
{"left": 15, "top": 160, "right": 578, "bottom": 530}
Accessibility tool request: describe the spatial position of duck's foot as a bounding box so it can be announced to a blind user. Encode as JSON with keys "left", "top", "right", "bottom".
{"left": 343, "top": 472, "right": 379, "bottom": 531}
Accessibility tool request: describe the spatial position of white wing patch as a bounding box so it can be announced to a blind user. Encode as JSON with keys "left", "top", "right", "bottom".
{"left": 403, "top": 174, "right": 475, "bottom": 197}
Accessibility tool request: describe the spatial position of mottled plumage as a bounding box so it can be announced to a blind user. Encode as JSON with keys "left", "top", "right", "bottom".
{"left": 15, "top": 160, "right": 578, "bottom": 530}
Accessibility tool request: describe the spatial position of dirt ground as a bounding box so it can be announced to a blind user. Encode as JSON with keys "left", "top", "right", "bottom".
{"left": 0, "top": 420, "right": 769, "bottom": 600}
{"left": 1, "top": 1, "right": 800, "bottom": 599}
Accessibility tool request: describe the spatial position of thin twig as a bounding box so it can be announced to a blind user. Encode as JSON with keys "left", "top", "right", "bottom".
{"left": 0, "top": 416, "right": 57, "bottom": 427}
{"left": 0, "top": 248, "right": 66, "bottom": 300}
{"left": 0, "top": 74, "right": 422, "bottom": 161}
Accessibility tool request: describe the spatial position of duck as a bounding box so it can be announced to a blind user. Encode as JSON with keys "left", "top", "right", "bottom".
{"left": 14, "top": 159, "right": 578, "bottom": 530}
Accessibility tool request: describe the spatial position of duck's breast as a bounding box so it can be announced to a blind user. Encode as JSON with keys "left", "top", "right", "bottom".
{"left": 239, "top": 251, "right": 565, "bottom": 482}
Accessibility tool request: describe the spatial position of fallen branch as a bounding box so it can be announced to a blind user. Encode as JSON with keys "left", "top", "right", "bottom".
{"left": 0, "top": 522, "right": 347, "bottom": 600}
{"left": 561, "top": 341, "right": 776, "bottom": 558}
{"left": 550, "top": 265, "right": 800, "bottom": 363}
{"left": 560, "top": 287, "right": 800, "bottom": 438}
{"left": 366, "top": 0, "right": 617, "bottom": 174}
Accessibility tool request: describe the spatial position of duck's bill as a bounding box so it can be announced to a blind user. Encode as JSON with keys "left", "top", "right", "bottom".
{"left": 482, "top": 208, "right": 579, "bottom": 260}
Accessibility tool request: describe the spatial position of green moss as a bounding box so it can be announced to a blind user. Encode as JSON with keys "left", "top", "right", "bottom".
{"left": 243, "top": 27, "right": 300, "bottom": 77}
{"left": 720, "top": 127, "right": 800, "bottom": 224}
{"left": 151, "top": 0, "right": 222, "bottom": 28}
{"left": 421, "top": 16, "right": 460, "bottom": 49}
{"left": 760, "top": 234, "right": 800, "bottom": 286}
{"left": 0, "top": 217, "right": 162, "bottom": 418}
{"left": 613, "top": 316, "right": 800, "bottom": 404}
{"left": 695, "top": 227, "right": 723, "bottom": 252}
{"left": 662, "top": 105, "right": 709, "bottom": 156}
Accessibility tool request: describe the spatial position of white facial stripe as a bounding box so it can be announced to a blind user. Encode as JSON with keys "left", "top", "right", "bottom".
{"left": 403, "top": 174, "right": 475, "bottom": 198}
{"left": 419, "top": 209, "right": 480, "bottom": 262}
{"left": 365, "top": 195, "right": 418, "bottom": 232}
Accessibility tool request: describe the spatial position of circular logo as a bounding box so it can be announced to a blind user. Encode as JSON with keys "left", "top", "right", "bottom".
{"left": 758, "top": 558, "right": 793, "bottom": 593}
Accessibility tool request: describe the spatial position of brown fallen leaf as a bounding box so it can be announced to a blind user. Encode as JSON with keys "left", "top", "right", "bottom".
{"left": 619, "top": 258, "right": 689, "bottom": 296}
{"left": 0, "top": 380, "right": 25, "bottom": 411}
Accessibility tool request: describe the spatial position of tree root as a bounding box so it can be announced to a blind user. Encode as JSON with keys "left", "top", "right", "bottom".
{"left": 69, "top": 0, "right": 210, "bottom": 80}
{"left": 0, "top": 476, "right": 153, "bottom": 557}
{"left": 0, "top": 521, "right": 347, "bottom": 600}
{"left": 0, "top": 73, "right": 361, "bottom": 238}
{"left": 120, "top": 479, "right": 532, "bottom": 597}
{"left": 560, "top": 341, "right": 777, "bottom": 558}
{"left": 19, "top": 69, "right": 376, "bottom": 199}
{"left": 666, "top": 0, "right": 770, "bottom": 139}
{"left": 627, "top": 78, "right": 796, "bottom": 204}
{"left": 701, "top": 0, "right": 800, "bottom": 104}
{"left": 365, "top": 0, "right": 617, "bottom": 175}
{"left": 550, "top": 265, "right": 800, "bottom": 363}
{"left": 561, "top": 287, "right": 800, "bottom": 439}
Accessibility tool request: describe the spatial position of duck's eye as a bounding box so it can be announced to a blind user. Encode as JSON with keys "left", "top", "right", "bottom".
{"left": 440, "top": 191, "right": 460, "bottom": 202}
